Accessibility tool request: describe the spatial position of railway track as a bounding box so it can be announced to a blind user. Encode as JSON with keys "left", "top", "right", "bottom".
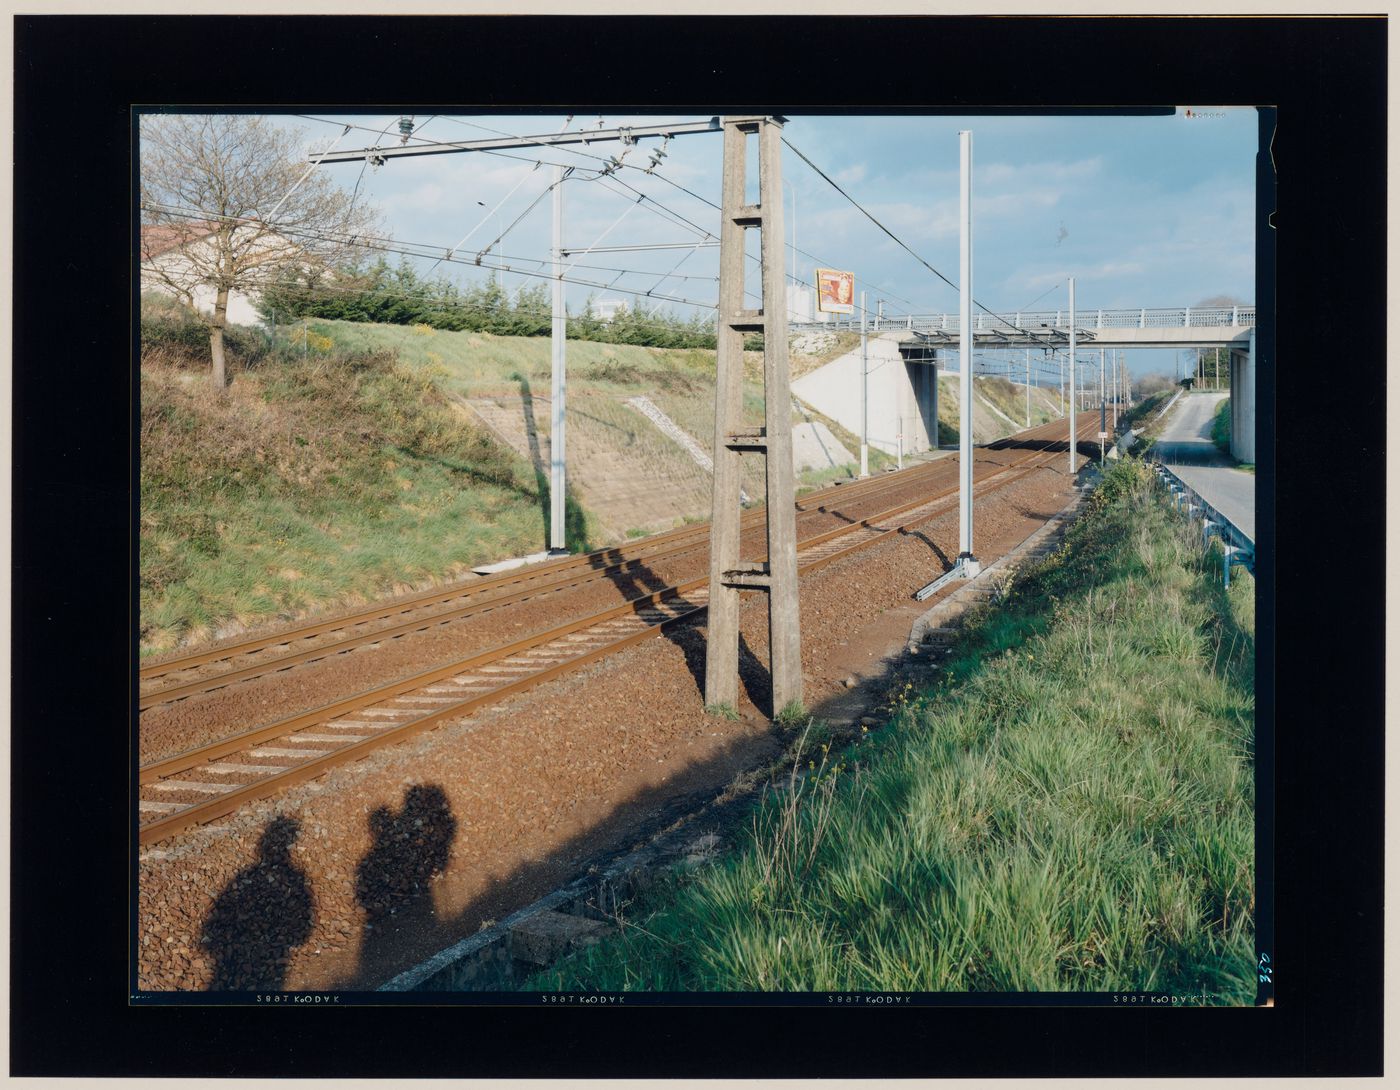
{"left": 137, "top": 418, "right": 1075, "bottom": 846}
{"left": 138, "top": 420, "right": 1068, "bottom": 710}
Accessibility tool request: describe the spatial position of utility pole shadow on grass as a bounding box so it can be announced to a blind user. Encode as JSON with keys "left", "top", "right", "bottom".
{"left": 515, "top": 372, "right": 591, "bottom": 553}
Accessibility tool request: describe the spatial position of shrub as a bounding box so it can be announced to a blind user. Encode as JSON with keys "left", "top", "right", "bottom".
{"left": 140, "top": 340, "right": 534, "bottom": 649}
{"left": 140, "top": 294, "right": 270, "bottom": 371}
{"left": 1211, "top": 400, "right": 1232, "bottom": 454}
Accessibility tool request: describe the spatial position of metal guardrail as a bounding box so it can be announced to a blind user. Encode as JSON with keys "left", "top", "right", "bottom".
{"left": 791, "top": 305, "right": 1255, "bottom": 336}
{"left": 1152, "top": 461, "right": 1255, "bottom": 587}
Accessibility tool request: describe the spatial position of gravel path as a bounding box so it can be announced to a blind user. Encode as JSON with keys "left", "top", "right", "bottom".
{"left": 137, "top": 449, "right": 1084, "bottom": 992}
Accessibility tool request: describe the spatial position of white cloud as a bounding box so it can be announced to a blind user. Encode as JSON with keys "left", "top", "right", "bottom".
{"left": 1016, "top": 260, "right": 1148, "bottom": 295}
{"left": 980, "top": 155, "right": 1097, "bottom": 186}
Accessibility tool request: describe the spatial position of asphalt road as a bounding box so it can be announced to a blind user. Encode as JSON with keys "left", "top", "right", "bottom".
{"left": 1171, "top": 463, "right": 1255, "bottom": 544}
{"left": 1154, "top": 392, "right": 1254, "bottom": 545}
{"left": 1156, "top": 391, "right": 1229, "bottom": 459}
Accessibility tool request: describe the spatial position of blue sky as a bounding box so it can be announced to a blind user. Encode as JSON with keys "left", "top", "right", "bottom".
{"left": 272, "top": 109, "right": 1260, "bottom": 378}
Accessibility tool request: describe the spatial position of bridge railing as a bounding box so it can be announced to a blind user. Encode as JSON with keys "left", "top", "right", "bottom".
{"left": 790, "top": 305, "right": 1254, "bottom": 335}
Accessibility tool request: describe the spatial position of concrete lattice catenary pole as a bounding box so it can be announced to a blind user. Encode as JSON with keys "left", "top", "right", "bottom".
{"left": 550, "top": 165, "right": 567, "bottom": 552}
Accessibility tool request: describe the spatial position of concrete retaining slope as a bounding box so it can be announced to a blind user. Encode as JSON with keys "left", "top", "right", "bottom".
{"left": 791, "top": 420, "right": 854, "bottom": 471}
{"left": 793, "top": 334, "right": 930, "bottom": 456}
{"left": 793, "top": 334, "right": 1055, "bottom": 454}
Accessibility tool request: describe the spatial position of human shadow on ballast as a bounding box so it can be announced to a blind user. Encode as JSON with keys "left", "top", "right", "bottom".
{"left": 200, "top": 816, "right": 314, "bottom": 992}
{"left": 354, "top": 784, "right": 458, "bottom": 980}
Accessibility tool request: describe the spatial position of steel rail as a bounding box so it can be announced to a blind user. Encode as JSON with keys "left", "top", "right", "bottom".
{"left": 137, "top": 460, "right": 962, "bottom": 704}
{"left": 139, "top": 460, "right": 956, "bottom": 708}
{"left": 140, "top": 457, "right": 1002, "bottom": 778}
{"left": 141, "top": 458, "right": 995, "bottom": 778}
{"left": 142, "top": 414, "right": 1069, "bottom": 688}
{"left": 139, "top": 432, "right": 1071, "bottom": 709}
{"left": 138, "top": 424, "right": 1072, "bottom": 846}
{"left": 138, "top": 450, "right": 961, "bottom": 692}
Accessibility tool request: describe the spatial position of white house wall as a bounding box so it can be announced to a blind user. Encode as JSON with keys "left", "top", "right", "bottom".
{"left": 142, "top": 266, "right": 263, "bottom": 327}
{"left": 141, "top": 228, "right": 300, "bottom": 328}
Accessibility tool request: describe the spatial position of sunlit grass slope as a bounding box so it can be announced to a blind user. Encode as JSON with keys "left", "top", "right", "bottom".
{"left": 313, "top": 319, "right": 893, "bottom": 511}
{"left": 140, "top": 339, "right": 547, "bottom": 654}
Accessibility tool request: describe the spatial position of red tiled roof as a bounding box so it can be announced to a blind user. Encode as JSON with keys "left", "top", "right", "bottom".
{"left": 140, "top": 221, "right": 216, "bottom": 260}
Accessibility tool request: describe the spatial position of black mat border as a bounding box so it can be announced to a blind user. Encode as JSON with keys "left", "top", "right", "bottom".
{"left": 11, "top": 12, "right": 1384, "bottom": 1079}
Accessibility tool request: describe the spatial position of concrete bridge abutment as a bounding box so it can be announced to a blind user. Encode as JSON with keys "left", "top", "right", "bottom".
{"left": 791, "top": 333, "right": 940, "bottom": 459}
{"left": 1229, "top": 328, "right": 1256, "bottom": 464}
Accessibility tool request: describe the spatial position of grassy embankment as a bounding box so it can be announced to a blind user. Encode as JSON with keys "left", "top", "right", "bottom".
{"left": 1211, "top": 400, "right": 1232, "bottom": 453}
{"left": 140, "top": 304, "right": 551, "bottom": 654}
{"left": 973, "top": 374, "right": 1062, "bottom": 431}
{"left": 1118, "top": 389, "right": 1172, "bottom": 432}
{"left": 141, "top": 306, "right": 889, "bottom": 651}
{"left": 312, "top": 317, "right": 894, "bottom": 498}
{"left": 527, "top": 458, "right": 1256, "bottom": 1000}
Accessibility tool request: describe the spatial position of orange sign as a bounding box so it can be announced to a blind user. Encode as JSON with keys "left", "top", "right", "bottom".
{"left": 815, "top": 268, "right": 855, "bottom": 314}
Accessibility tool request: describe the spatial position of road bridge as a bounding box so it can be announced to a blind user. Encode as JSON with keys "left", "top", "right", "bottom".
{"left": 791, "top": 305, "right": 1258, "bottom": 463}
{"left": 792, "top": 304, "right": 1254, "bottom": 350}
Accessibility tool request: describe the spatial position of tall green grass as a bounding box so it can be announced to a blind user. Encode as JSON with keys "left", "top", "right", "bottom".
{"left": 1211, "top": 399, "right": 1232, "bottom": 454}
{"left": 1117, "top": 389, "right": 1172, "bottom": 434}
{"left": 526, "top": 458, "right": 1256, "bottom": 1000}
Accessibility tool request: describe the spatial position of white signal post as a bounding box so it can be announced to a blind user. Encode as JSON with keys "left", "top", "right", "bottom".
{"left": 312, "top": 118, "right": 725, "bottom": 559}
{"left": 1067, "top": 277, "right": 1076, "bottom": 478}
{"left": 958, "top": 130, "right": 976, "bottom": 570}
{"left": 859, "top": 289, "right": 869, "bottom": 477}
{"left": 914, "top": 129, "right": 979, "bottom": 603}
{"left": 1099, "top": 346, "right": 1106, "bottom": 466}
{"left": 1025, "top": 347, "right": 1032, "bottom": 428}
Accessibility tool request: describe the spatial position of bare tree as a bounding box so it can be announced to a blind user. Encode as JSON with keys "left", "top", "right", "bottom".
{"left": 1136, "top": 372, "right": 1176, "bottom": 397}
{"left": 140, "top": 115, "right": 379, "bottom": 390}
{"left": 1193, "top": 293, "right": 1245, "bottom": 308}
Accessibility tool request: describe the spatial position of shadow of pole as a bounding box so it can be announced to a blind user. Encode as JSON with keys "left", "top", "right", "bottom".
{"left": 514, "top": 373, "right": 552, "bottom": 544}
{"left": 517, "top": 372, "right": 594, "bottom": 553}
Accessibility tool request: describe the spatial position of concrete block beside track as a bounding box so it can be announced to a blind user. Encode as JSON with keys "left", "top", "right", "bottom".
{"left": 509, "top": 910, "right": 611, "bottom": 966}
